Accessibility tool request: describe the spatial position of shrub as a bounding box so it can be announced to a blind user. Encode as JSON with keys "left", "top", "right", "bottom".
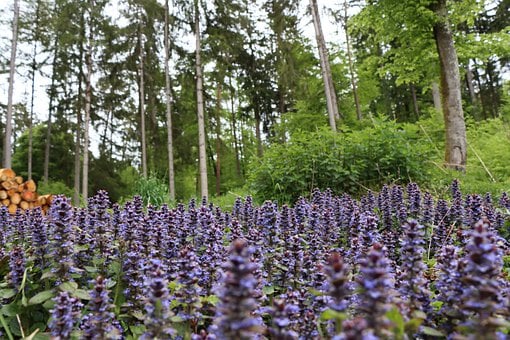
{"left": 248, "top": 121, "right": 433, "bottom": 203}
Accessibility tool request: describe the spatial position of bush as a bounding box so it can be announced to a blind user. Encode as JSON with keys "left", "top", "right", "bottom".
{"left": 248, "top": 121, "right": 433, "bottom": 203}
{"left": 38, "top": 180, "right": 75, "bottom": 198}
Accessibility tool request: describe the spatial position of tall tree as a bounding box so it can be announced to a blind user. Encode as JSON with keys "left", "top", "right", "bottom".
{"left": 432, "top": 0, "right": 467, "bottom": 170}
{"left": 139, "top": 20, "right": 147, "bottom": 178}
{"left": 310, "top": 0, "right": 339, "bottom": 131}
{"left": 164, "top": 0, "right": 175, "bottom": 200}
{"left": 3, "top": 0, "right": 20, "bottom": 169}
{"left": 195, "top": 0, "right": 208, "bottom": 198}
{"left": 82, "top": 0, "right": 95, "bottom": 201}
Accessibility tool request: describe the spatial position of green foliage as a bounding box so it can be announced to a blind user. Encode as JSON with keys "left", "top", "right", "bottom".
{"left": 248, "top": 120, "right": 433, "bottom": 203}
{"left": 37, "top": 180, "right": 74, "bottom": 198}
{"left": 133, "top": 174, "right": 170, "bottom": 207}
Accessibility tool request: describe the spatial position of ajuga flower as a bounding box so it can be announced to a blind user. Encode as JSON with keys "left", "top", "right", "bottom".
{"left": 407, "top": 182, "right": 421, "bottom": 218}
{"left": 267, "top": 299, "right": 299, "bottom": 340}
{"left": 450, "top": 179, "right": 463, "bottom": 225}
{"left": 356, "top": 243, "right": 394, "bottom": 337}
{"left": 210, "top": 239, "right": 264, "bottom": 339}
{"left": 323, "top": 252, "right": 350, "bottom": 313}
{"left": 81, "top": 276, "right": 121, "bottom": 339}
{"left": 8, "top": 245, "right": 25, "bottom": 290}
{"left": 398, "top": 220, "right": 430, "bottom": 316}
{"left": 460, "top": 218, "right": 507, "bottom": 337}
{"left": 28, "top": 207, "right": 48, "bottom": 270}
{"left": 49, "top": 291, "right": 83, "bottom": 339}
{"left": 49, "top": 195, "right": 76, "bottom": 283}
{"left": 140, "top": 259, "right": 175, "bottom": 340}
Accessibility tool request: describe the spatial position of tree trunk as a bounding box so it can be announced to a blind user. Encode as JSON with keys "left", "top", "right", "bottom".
{"left": 229, "top": 76, "right": 241, "bottom": 177}
{"left": 465, "top": 65, "right": 477, "bottom": 105}
{"left": 310, "top": 0, "right": 339, "bottom": 131}
{"left": 139, "top": 22, "right": 147, "bottom": 178}
{"left": 431, "top": 82, "right": 442, "bottom": 114}
{"left": 82, "top": 0, "right": 93, "bottom": 202}
{"left": 3, "top": 0, "right": 20, "bottom": 169}
{"left": 74, "top": 11, "right": 85, "bottom": 206}
{"left": 410, "top": 83, "right": 420, "bottom": 120}
{"left": 215, "top": 82, "right": 222, "bottom": 196}
{"left": 433, "top": 0, "right": 467, "bottom": 171}
{"left": 164, "top": 0, "right": 175, "bottom": 201}
{"left": 343, "top": 0, "right": 362, "bottom": 120}
{"left": 195, "top": 0, "right": 208, "bottom": 199}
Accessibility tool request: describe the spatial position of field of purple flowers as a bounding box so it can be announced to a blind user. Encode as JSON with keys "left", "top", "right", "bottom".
{"left": 1, "top": 180, "right": 510, "bottom": 339}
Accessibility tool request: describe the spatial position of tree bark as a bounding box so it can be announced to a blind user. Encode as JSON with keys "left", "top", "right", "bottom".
{"left": 343, "top": 0, "right": 362, "bottom": 120}
{"left": 28, "top": 1, "right": 41, "bottom": 180}
{"left": 410, "top": 83, "right": 420, "bottom": 120}
{"left": 44, "top": 31, "right": 59, "bottom": 186}
{"left": 74, "top": 11, "right": 86, "bottom": 206}
{"left": 433, "top": 0, "right": 467, "bottom": 171}
{"left": 229, "top": 76, "right": 241, "bottom": 176}
{"left": 82, "top": 0, "right": 93, "bottom": 202}
{"left": 139, "top": 22, "right": 147, "bottom": 178}
{"left": 164, "top": 0, "right": 176, "bottom": 201}
{"left": 310, "top": 0, "right": 339, "bottom": 131}
{"left": 465, "top": 65, "right": 477, "bottom": 105}
{"left": 215, "top": 82, "right": 222, "bottom": 196}
{"left": 3, "top": 0, "right": 20, "bottom": 169}
{"left": 195, "top": 0, "right": 208, "bottom": 199}
{"left": 431, "top": 82, "right": 442, "bottom": 114}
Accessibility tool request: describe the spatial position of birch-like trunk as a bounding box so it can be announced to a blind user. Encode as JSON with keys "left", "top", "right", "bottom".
{"left": 431, "top": 82, "right": 442, "bottom": 114}
{"left": 433, "top": 0, "right": 467, "bottom": 170}
{"left": 3, "top": 0, "right": 20, "bottom": 168}
{"left": 195, "top": 0, "right": 208, "bottom": 199}
{"left": 28, "top": 1, "right": 41, "bottom": 180}
{"left": 82, "top": 0, "right": 93, "bottom": 202}
{"left": 215, "top": 83, "right": 222, "bottom": 196}
{"left": 139, "top": 22, "right": 147, "bottom": 178}
{"left": 310, "top": 0, "right": 339, "bottom": 131}
{"left": 164, "top": 0, "right": 175, "bottom": 200}
{"left": 343, "top": 0, "right": 362, "bottom": 120}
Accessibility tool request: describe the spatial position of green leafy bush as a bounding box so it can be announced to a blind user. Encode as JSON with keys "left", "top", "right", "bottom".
{"left": 248, "top": 121, "right": 433, "bottom": 203}
{"left": 133, "top": 174, "right": 170, "bottom": 207}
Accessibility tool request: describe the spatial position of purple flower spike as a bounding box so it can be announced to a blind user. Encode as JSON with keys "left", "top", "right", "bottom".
{"left": 8, "top": 245, "right": 25, "bottom": 291}
{"left": 141, "top": 259, "right": 175, "bottom": 340}
{"left": 211, "top": 239, "right": 265, "bottom": 339}
{"left": 49, "top": 195, "right": 76, "bottom": 283}
{"left": 323, "top": 252, "right": 350, "bottom": 313}
{"left": 49, "top": 291, "right": 83, "bottom": 339}
{"left": 81, "top": 276, "right": 121, "bottom": 339}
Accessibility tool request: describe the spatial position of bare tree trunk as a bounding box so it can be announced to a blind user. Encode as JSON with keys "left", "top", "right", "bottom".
{"left": 410, "top": 83, "right": 420, "bottom": 120}
{"left": 215, "top": 82, "right": 222, "bottom": 196}
{"left": 139, "top": 22, "right": 147, "bottom": 178}
{"left": 3, "top": 0, "right": 20, "bottom": 168}
{"left": 195, "top": 0, "right": 208, "bottom": 199}
{"left": 343, "top": 0, "right": 362, "bottom": 120}
{"left": 431, "top": 82, "right": 442, "bottom": 114}
{"left": 229, "top": 76, "right": 241, "bottom": 177}
{"left": 164, "top": 0, "right": 176, "bottom": 200}
{"left": 310, "top": 0, "right": 339, "bottom": 131}
{"left": 82, "top": 0, "right": 93, "bottom": 202}
{"left": 465, "top": 65, "right": 477, "bottom": 105}
{"left": 433, "top": 0, "right": 467, "bottom": 171}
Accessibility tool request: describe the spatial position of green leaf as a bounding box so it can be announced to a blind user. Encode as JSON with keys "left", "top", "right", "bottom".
{"left": 84, "top": 266, "right": 97, "bottom": 273}
{"left": 386, "top": 307, "right": 405, "bottom": 336}
{"left": 40, "top": 271, "right": 55, "bottom": 280}
{"left": 421, "top": 326, "right": 445, "bottom": 337}
{"left": 73, "top": 289, "right": 91, "bottom": 300}
{"left": 28, "top": 290, "right": 54, "bottom": 306}
{"left": 0, "top": 289, "right": 16, "bottom": 299}
{"left": 42, "top": 299, "right": 55, "bottom": 310}
{"left": 1, "top": 302, "right": 22, "bottom": 316}
{"left": 320, "top": 309, "right": 346, "bottom": 321}
{"left": 58, "top": 281, "right": 78, "bottom": 293}
{"left": 262, "top": 285, "right": 275, "bottom": 295}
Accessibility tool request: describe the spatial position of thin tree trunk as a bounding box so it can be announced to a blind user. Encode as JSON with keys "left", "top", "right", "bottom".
{"left": 3, "top": 0, "right": 20, "bottom": 169}
{"left": 433, "top": 0, "right": 467, "bottom": 171}
{"left": 164, "top": 0, "right": 175, "bottom": 200}
{"left": 472, "top": 62, "right": 488, "bottom": 119}
{"left": 310, "top": 0, "right": 339, "bottom": 131}
{"left": 195, "top": 0, "right": 208, "bottom": 199}
{"left": 74, "top": 12, "right": 86, "bottom": 206}
{"left": 465, "top": 65, "right": 477, "bottom": 105}
{"left": 28, "top": 2, "right": 41, "bottom": 180}
{"left": 343, "top": 0, "right": 362, "bottom": 120}
{"left": 410, "top": 83, "right": 420, "bottom": 120}
{"left": 139, "top": 22, "right": 147, "bottom": 178}
{"left": 431, "top": 82, "right": 442, "bottom": 114}
{"left": 215, "top": 82, "right": 222, "bottom": 196}
{"left": 82, "top": 0, "right": 93, "bottom": 202}
{"left": 229, "top": 76, "right": 241, "bottom": 177}
{"left": 254, "top": 110, "right": 263, "bottom": 158}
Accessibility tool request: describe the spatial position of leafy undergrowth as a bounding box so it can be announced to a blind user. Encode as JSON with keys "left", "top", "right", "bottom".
{"left": 1, "top": 181, "right": 510, "bottom": 339}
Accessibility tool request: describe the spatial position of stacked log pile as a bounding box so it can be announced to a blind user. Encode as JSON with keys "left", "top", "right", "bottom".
{"left": 0, "top": 168, "right": 52, "bottom": 214}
